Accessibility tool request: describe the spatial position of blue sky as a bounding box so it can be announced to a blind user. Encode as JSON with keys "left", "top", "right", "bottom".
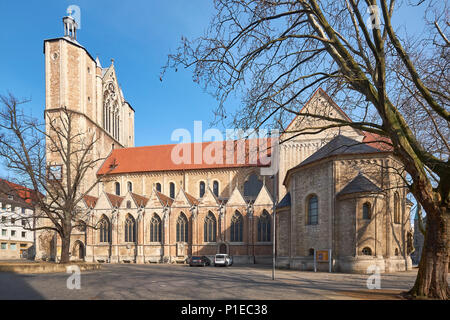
{"left": 0, "top": 1, "right": 428, "bottom": 147}
{"left": 0, "top": 1, "right": 428, "bottom": 193}
{"left": 0, "top": 0, "right": 222, "bottom": 148}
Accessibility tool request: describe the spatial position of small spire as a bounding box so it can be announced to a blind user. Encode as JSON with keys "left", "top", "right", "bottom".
{"left": 95, "top": 57, "right": 102, "bottom": 68}
{"left": 111, "top": 58, "right": 115, "bottom": 65}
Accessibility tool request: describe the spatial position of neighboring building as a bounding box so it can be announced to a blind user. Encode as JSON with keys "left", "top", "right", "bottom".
{"left": 0, "top": 179, "right": 36, "bottom": 260}
{"left": 35, "top": 13, "right": 413, "bottom": 273}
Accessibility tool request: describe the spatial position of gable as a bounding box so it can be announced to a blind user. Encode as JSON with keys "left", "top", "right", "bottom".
{"left": 199, "top": 186, "right": 219, "bottom": 206}
{"left": 94, "top": 192, "right": 112, "bottom": 210}
{"left": 172, "top": 188, "right": 193, "bottom": 207}
{"left": 227, "top": 187, "right": 247, "bottom": 206}
{"left": 282, "top": 88, "right": 363, "bottom": 143}
{"left": 120, "top": 192, "right": 135, "bottom": 209}
{"left": 254, "top": 184, "right": 273, "bottom": 206}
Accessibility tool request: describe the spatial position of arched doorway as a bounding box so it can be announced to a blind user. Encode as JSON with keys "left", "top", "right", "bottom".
{"left": 72, "top": 240, "right": 85, "bottom": 261}
{"left": 218, "top": 243, "right": 228, "bottom": 254}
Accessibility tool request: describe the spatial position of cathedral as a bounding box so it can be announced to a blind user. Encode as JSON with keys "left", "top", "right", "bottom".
{"left": 36, "top": 14, "right": 413, "bottom": 273}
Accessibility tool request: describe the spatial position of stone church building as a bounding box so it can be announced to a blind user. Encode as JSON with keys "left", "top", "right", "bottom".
{"left": 36, "top": 14, "right": 413, "bottom": 273}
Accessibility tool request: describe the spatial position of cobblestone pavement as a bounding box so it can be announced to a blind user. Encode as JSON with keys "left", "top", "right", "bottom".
{"left": 0, "top": 264, "right": 435, "bottom": 300}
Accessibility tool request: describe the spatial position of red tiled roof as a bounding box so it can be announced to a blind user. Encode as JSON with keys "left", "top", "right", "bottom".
{"left": 131, "top": 193, "right": 149, "bottom": 207}
{"left": 97, "top": 139, "right": 272, "bottom": 175}
{"left": 362, "top": 131, "right": 393, "bottom": 151}
{"left": 105, "top": 193, "right": 124, "bottom": 207}
{"left": 0, "top": 179, "right": 43, "bottom": 205}
{"left": 155, "top": 191, "right": 174, "bottom": 207}
{"left": 184, "top": 191, "right": 199, "bottom": 206}
{"left": 83, "top": 195, "right": 98, "bottom": 208}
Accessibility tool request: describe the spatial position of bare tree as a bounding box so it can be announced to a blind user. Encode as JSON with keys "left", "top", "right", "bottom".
{"left": 162, "top": 1, "right": 449, "bottom": 299}
{"left": 0, "top": 94, "right": 115, "bottom": 263}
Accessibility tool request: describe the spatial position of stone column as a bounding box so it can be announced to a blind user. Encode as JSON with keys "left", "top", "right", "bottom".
{"left": 136, "top": 211, "right": 145, "bottom": 264}
{"left": 248, "top": 204, "right": 254, "bottom": 263}
{"left": 85, "top": 211, "right": 94, "bottom": 262}
{"left": 110, "top": 210, "right": 120, "bottom": 263}
{"left": 163, "top": 208, "right": 170, "bottom": 263}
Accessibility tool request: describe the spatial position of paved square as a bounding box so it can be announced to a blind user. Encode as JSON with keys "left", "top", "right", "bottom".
{"left": 0, "top": 264, "right": 432, "bottom": 300}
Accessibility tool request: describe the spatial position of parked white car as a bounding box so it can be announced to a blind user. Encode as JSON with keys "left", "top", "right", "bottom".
{"left": 214, "top": 254, "right": 233, "bottom": 267}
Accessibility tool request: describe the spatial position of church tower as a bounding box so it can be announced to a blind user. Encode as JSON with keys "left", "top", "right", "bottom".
{"left": 44, "top": 12, "right": 135, "bottom": 195}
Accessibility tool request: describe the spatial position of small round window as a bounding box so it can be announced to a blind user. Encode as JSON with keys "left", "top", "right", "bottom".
{"left": 362, "top": 247, "right": 372, "bottom": 256}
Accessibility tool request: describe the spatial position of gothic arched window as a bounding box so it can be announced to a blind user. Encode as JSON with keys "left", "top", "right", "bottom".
{"left": 363, "top": 202, "right": 371, "bottom": 219}
{"left": 170, "top": 182, "right": 175, "bottom": 199}
{"left": 199, "top": 181, "right": 205, "bottom": 198}
{"left": 150, "top": 214, "right": 162, "bottom": 243}
{"left": 124, "top": 214, "right": 136, "bottom": 243}
{"left": 307, "top": 195, "right": 318, "bottom": 225}
{"left": 115, "top": 182, "right": 120, "bottom": 196}
{"left": 204, "top": 212, "right": 217, "bottom": 243}
{"left": 230, "top": 211, "right": 243, "bottom": 242}
{"left": 213, "top": 180, "right": 219, "bottom": 197}
{"left": 127, "top": 181, "right": 133, "bottom": 193}
{"left": 176, "top": 213, "right": 188, "bottom": 243}
{"left": 258, "top": 210, "right": 271, "bottom": 242}
{"left": 99, "top": 216, "right": 111, "bottom": 243}
{"left": 394, "top": 192, "right": 400, "bottom": 224}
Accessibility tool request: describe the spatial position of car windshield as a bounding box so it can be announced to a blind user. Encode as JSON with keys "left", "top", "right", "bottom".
{"left": 192, "top": 257, "right": 201, "bottom": 260}
{"left": 216, "top": 255, "right": 226, "bottom": 258}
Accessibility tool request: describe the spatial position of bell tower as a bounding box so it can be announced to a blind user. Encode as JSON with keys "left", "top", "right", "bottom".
{"left": 63, "top": 14, "right": 78, "bottom": 41}
{"left": 44, "top": 11, "right": 135, "bottom": 195}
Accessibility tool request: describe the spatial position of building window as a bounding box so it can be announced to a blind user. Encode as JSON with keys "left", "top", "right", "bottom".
{"left": 99, "top": 216, "right": 111, "bottom": 243}
{"left": 230, "top": 211, "right": 243, "bottom": 242}
{"left": 1, "top": 203, "right": 5, "bottom": 210}
{"left": 11, "top": 218, "right": 15, "bottom": 225}
{"left": 199, "top": 181, "right": 205, "bottom": 198}
{"left": 362, "top": 247, "right": 372, "bottom": 256}
{"left": 204, "top": 212, "right": 217, "bottom": 243}
{"left": 307, "top": 195, "right": 318, "bottom": 225}
{"left": 10, "top": 243, "right": 16, "bottom": 250}
{"left": 11, "top": 230, "right": 16, "bottom": 237}
{"left": 1, "top": 229, "right": 6, "bottom": 236}
{"left": 394, "top": 192, "right": 400, "bottom": 224}
{"left": 127, "top": 182, "right": 133, "bottom": 193}
{"left": 309, "top": 248, "right": 315, "bottom": 256}
{"left": 8, "top": 195, "right": 13, "bottom": 200}
{"left": 21, "top": 231, "right": 26, "bottom": 238}
{"left": 176, "top": 213, "right": 188, "bottom": 243}
{"left": 156, "top": 183, "right": 161, "bottom": 192}
{"left": 21, "top": 207, "right": 26, "bottom": 214}
{"left": 150, "top": 214, "right": 162, "bottom": 243}
{"left": 1, "top": 243, "right": 6, "bottom": 250}
{"left": 363, "top": 202, "right": 371, "bottom": 219}
{"left": 124, "top": 215, "right": 136, "bottom": 243}
{"left": 115, "top": 182, "right": 121, "bottom": 196}
{"left": 395, "top": 248, "right": 399, "bottom": 256}
{"left": 213, "top": 180, "right": 219, "bottom": 197}
{"left": 258, "top": 210, "right": 271, "bottom": 242}
{"left": 170, "top": 182, "right": 175, "bottom": 199}
{"left": 1, "top": 216, "right": 5, "bottom": 223}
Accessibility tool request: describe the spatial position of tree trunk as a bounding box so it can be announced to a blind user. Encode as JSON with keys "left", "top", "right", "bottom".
{"left": 59, "top": 235, "right": 71, "bottom": 264}
{"left": 409, "top": 211, "right": 450, "bottom": 299}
